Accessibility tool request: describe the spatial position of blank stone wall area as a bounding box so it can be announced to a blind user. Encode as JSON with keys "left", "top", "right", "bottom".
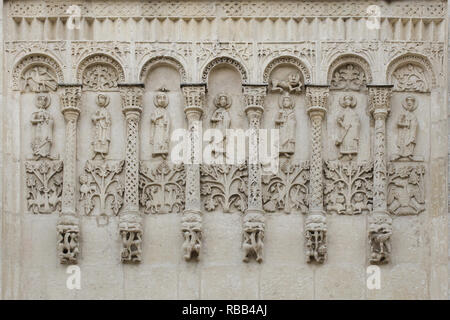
{"left": 0, "top": 0, "right": 448, "bottom": 300}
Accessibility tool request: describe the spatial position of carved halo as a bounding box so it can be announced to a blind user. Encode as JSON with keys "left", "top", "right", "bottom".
{"left": 140, "top": 56, "right": 187, "bottom": 83}
{"left": 339, "top": 95, "right": 357, "bottom": 108}
{"left": 263, "top": 55, "right": 311, "bottom": 85}
{"left": 402, "top": 95, "right": 418, "bottom": 112}
{"left": 201, "top": 56, "right": 248, "bottom": 84}
{"left": 386, "top": 54, "right": 435, "bottom": 92}
{"left": 76, "top": 54, "right": 125, "bottom": 90}
{"left": 327, "top": 54, "right": 372, "bottom": 90}
{"left": 213, "top": 92, "right": 232, "bottom": 109}
{"left": 12, "top": 53, "right": 64, "bottom": 92}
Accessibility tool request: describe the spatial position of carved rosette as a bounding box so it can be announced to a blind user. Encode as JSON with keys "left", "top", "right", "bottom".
{"left": 57, "top": 84, "right": 82, "bottom": 264}
{"left": 242, "top": 84, "right": 267, "bottom": 263}
{"left": 305, "top": 85, "right": 329, "bottom": 263}
{"left": 119, "top": 84, "right": 144, "bottom": 263}
{"left": 367, "top": 85, "right": 393, "bottom": 265}
{"left": 180, "top": 83, "right": 207, "bottom": 261}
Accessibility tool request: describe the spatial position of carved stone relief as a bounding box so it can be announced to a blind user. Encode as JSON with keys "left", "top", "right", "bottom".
{"left": 200, "top": 164, "right": 247, "bottom": 213}
{"left": 209, "top": 93, "right": 232, "bottom": 160}
{"left": 335, "top": 95, "right": 360, "bottom": 160}
{"left": 387, "top": 163, "right": 425, "bottom": 216}
{"left": 324, "top": 160, "right": 373, "bottom": 215}
{"left": 30, "top": 93, "right": 55, "bottom": 159}
{"left": 392, "top": 64, "right": 428, "bottom": 93}
{"left": 262, "top": 160, "right": 309, "bottom": 214}
{"left": 139, "top": 161, "right": 185, "bottom": 214}
{"left": 150, "top": 88, "right": 171, "bottom": 159}
{"left": 21, "top": 66, "right": 58, "bottom": 93}
{"left": 330, "top": 64, "right": 367, "bottom": 91}
{"left": 91, "top": 94, "right": 112, "bottom": 159}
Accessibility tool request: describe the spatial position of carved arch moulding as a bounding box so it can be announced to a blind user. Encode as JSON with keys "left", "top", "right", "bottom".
{"left": 263, "top": 55, "right": 312, "bottom": 86}
{"left": 13, "top": 54, "right": 64, "bottom": 92}
{"left": 327, "top": 54, "right": 372, "bottom": 91}
{"left": 139, "top": 56, "right": 188, "bottom": 83}
{"left": 76, "top": 54, "right": 126, "bottom": 91}
{"left": 386, "top": 54, "right": 435, "bottom": 92}
{"left": 201, "top": 56, "right": 248, "bottom": 84}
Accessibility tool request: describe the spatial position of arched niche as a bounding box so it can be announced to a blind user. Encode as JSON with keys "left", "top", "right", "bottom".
{"left": 201, "top": 56, "right": 248, "bottom": 84}
{"left": 262, "top": 56, "right": 310, "bottom": 161}
{"left": 327, "top": 54, "right": 372, "bottom": 91}
{"left": 140, "top": 58, "right": 185, "bottom": 161}
{"left": 12, "top": 53, "right": 64, "bottom": 92}
{"left": 386, "top": 54, "right": 435, "bottom": 93}
{"left": 76, "top": 54, "right": 125, "bottom": 92}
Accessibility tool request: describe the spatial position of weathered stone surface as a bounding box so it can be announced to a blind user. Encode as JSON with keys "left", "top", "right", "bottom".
{"left": 0, "top": 0, "right": 448, "bottom": 300}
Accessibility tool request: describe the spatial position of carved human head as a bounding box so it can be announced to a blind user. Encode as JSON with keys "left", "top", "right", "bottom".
{"left": 214, "top": 92, "right": 232, "bottom": 109}
{"left": 154, "top": 88, "right": 169, "bottom": 108}
{"left": 288, "top": 73, "right": 300, "bottom": 83}
{"left": 403, "top": 95, "right": 418, "bottom": 112}
{"left": 35, "top": 93, "right": 51, "bottom": 109}
{"left": 339, "top": 94, "right": 357, "bottom": 108}
{"left": 279, "top": 94, "right": 294, "bottom": 109}
{"left": 96, "top": 94, "right": 110, "bottom": 108}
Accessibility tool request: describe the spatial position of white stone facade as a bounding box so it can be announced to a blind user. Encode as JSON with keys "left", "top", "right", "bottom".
{"left": 0, "top": 0, "right": 448, "bottom": 299}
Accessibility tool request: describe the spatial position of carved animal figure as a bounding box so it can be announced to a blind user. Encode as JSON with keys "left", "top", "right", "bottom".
{"left": 271, "top": 73, "right": 302, "bottom": 93}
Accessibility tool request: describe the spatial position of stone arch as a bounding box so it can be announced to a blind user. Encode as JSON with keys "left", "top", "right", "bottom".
{"left": 12, "top": 53, "right": 64, "bottom": 92}
{"left": 327, "top": 54, "right": 372, "bottom": 91}
{"left": 386, "top": 54, "right": 435, "bottom": 92}
{"left": 262, "top": 55, "right": 311, "bottom": 85}
{"left": 201, "top": 56, "right": 248, "bottom": 84}
{"left": 139, "top": 56, "right": 187, "bottom": 83}
{"left": 76, "top": 53, "right": 125, "bottom": 91}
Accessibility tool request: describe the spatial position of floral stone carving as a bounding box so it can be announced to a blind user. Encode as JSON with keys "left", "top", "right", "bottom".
{"left": 392, "top": 64, "right": 428, "bottom": 92}
{"left": 324, "top": 160, "right": 373, "bottom": 215}
{"left": 26, "top": 160, "right": 63, "bottom": 214}
{"left": 79, "top": 160, "right": 125, "bottom": 216}
{"left": 387, "top": 163, "right": 425, "bottom": 216}
{"left": 139, "top": 160, "right": 185, "bottom": 214}
{"left": 330, "top": 64, "right": 367, "bottom": 91}
{"left": 262, "top": 160, "right": 309, "bottom": 213}
{"left": 200, "top": 164, "right": 248, "bottom": 213}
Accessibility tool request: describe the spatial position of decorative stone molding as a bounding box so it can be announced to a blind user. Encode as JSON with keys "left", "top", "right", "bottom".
{"left": 180, "top": 83, "right": 207, "bottom": 261}
{"left": 77, "top": 54, "right": 125, "bottom": 90}
{"left": 202, "top": 56, "right": 248, "bottom": 84}
{"left": 387, "top": 54, "right": 434, "bottom": 92}
{"left": 57, "top": 84, "right": 82, "bottom": 264}
{"left": 242, "top": 84, "right": 267, "bottom": 263}
{"left": 119, "top": 83, "right": 144, "bottom": 263}
{"left": 140, "top": 56, "right": 187, "bottom": 83}
{"left": 263, "top": 55, "right": 311, "bottom": 85}
{"left": 328, "top": 55, "right": 372, "bottom": 91}
{"left": 305, "top": 84, "right": 329, "bottom": 263}
{"left": 13, "top": 54, "right": 64, "bottom": 92}
{"left": 367, "top": 84, "right": 393, "bottom": 265}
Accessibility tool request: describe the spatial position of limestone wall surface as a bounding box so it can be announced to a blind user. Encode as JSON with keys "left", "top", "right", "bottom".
{"left": 1, "top": 0, "right": 448, "bottom": 299}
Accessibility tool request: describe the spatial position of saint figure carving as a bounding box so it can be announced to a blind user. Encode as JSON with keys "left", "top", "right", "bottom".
{"left": 275, "top": 94, "right": 296, "bottom": 157}
{"left": 335, "top": 95, "right": 360, "bottom": 160}
{"left": 210, "top": 92, "right": 232, "bottom": 158}
{"left": 393, "top": 96, "right": 420, "bottom": 161}
{"left": 150, "top": 88, "right": 170, "bottom": 158}
{"left": 92, "top": 94, "right": 112, "bottom": 159}
{"left": 30, "top": 93, "right": 54, "bottom": 159}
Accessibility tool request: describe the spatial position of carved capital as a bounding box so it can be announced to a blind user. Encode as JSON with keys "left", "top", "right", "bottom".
{"left": 119, "top": 83, "right": 145, "bottom": 115}
{"left": 59, "top": 84, "right": 82, "bottom": 119}
{"left": 367, "top": 85, "right": 393, "bottom": 119}
{"left": 242, "top": 84, "right": 267, "bottom": 118}
{"left": 305, "top": 85, "right": 329, "bottom": 119}
{"left": 181, "top": 83, "right": 207, "bottom": 120}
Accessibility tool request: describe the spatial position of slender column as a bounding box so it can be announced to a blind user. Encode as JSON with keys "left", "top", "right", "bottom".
{"left": 180, "top": 83, "right": 206, "bottom": 261}
{"left": 305, "top": 85, "right": 329, "bottom": 264}
{"left": 367, "top": 85, "right": 393, "bottom": 265}
{"left": 118, "top": 83, "right": 144, "bottom": 263}
{"left": 57, "top": 84, "right": 82, "bottom": 264}
{"left": 242, "top": 84, "right": 267, "bottom": 263}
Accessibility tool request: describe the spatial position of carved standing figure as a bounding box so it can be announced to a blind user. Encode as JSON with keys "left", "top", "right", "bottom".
{"left": 335, "top": 95, "right": 360, "bottom": 160}
{"left": 30, "top": 93, "right": 54, "bottom": 159}
{"left": 394, "top": 96, "right": 419, "bottom": 161}
{"left": 150, "top": 88, "right": 170, "bottom": 158}
{"left": 92, "top": 94, "right": 111, "bottom": 159}
{"left": 210, "top": 93, "right": 232, "bottom": 158}
{"left": 275, "top": 94, "right": 296, "bottom": 157}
